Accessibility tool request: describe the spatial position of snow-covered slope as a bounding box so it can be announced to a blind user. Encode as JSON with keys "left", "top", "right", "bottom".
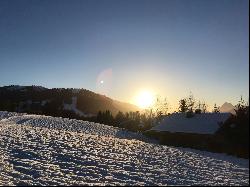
{"left": 220, "top": 102, "right": 236, "bottom": 114}
{"left": 63, "top": 96, "right": 95, "bottom": 117}
{"left": 0, "top": 111, "right": 248, "bottom": 185}
{"left": 0, "top": 111, "right": 150, "bottom": 142}
{"left": 151, "top": 113, "right": 231, "bottom": 134}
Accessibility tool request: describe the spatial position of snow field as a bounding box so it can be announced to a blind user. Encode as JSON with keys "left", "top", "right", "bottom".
{"left": 0, "top": 111, "right": 249, "bottom": 185}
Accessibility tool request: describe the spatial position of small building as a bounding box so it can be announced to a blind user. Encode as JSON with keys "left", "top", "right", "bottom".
{"left": 151, "top": 113, "right": 231, "bottom": 134}
{"left": 146, "top": 113, "right": 232, "bottom": 151}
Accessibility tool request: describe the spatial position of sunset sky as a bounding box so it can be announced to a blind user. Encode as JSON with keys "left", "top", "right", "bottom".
{"left": 0, "top": 0, "right": 249, "bottom": 110}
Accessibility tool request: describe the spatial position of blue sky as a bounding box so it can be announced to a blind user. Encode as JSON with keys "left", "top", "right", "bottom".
{"left": 0, "top": 0, "right": 249, "bottom": 108}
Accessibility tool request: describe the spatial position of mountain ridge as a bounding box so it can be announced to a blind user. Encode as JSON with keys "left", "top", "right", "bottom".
{"left": 220, "top": 102, "right": 236, "bottom": 114}
{"left": 0, "top": 85, "right": 140, "bottom": 117}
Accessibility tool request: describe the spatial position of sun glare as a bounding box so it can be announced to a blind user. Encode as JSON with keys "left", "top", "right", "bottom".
{"left": 135, "top": 90, "right": 155, "bottom": 109}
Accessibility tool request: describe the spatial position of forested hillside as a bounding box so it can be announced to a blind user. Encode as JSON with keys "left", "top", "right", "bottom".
{"left": 0, "top": 85, "right": 139, "bottom": 117}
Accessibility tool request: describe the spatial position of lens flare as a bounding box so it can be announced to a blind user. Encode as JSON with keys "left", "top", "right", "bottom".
{"left": 96, "top": 68, "right": 112, "bottom": 95}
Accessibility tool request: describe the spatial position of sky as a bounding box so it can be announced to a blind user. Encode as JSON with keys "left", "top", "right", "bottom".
{"left": 0, "top": 0, "right": 249, "bottom": 110}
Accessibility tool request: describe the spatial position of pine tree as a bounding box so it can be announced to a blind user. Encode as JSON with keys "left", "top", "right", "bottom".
{"left": 187, "top": 93, "right": 195, "bottom": 113}
{"left": 179, "top": 99, "right": 188, "bottom": 113}
{"left": 115, "top": 111, "right": 125, "bottom": 125}
{"left": 195, "top": 101, "right": 202, "bottom": 114}
{"left": 213, "top": 103, "right": 220, "bottom": 113}
{"left": 201, "top": 101, "right": 208, "bottom": 113}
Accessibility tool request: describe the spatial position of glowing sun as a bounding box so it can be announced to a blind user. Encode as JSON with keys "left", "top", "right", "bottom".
{"left": 135, "top": 90, "right": 155, "bottom": 109}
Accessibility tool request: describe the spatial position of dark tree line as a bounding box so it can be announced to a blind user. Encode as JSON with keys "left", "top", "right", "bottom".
{"left": 178, "top": 92, "right": 216, "bottom": 117}
{"left": 95, "top": 110, "right": 154, "bottom": 132}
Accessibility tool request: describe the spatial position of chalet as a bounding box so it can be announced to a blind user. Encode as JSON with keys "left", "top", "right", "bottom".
{"left": 146, "top": 112, "right": 232, "bottom": 152}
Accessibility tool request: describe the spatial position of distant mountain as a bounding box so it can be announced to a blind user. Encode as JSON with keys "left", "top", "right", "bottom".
{"left": 0, "top": 85, "right": 140, "bottom": 118}
{"left": 220, "top": 102, "right": 236, "bottom": 114}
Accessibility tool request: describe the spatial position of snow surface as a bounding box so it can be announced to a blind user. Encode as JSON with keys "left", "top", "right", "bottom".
{"left": 151, "top": 113, "right": 231, "bottom": 134}
{"left": 220, "top": 102, "right": 236, "bottom": 115}
{"left": 63, "top": 96, "right": 95, "bottom": 117}
{"left": 0, "top": 111, "right": 248, "bottom": 185}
